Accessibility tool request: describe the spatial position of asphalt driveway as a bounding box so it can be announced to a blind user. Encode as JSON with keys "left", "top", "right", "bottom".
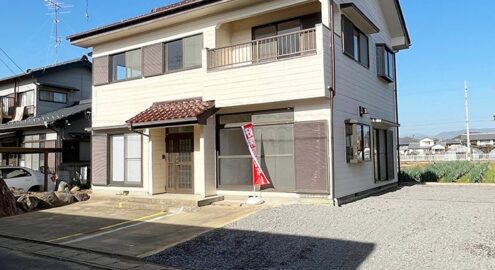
{"left": 147, "top": 184, "right": 495, "bottom": 270}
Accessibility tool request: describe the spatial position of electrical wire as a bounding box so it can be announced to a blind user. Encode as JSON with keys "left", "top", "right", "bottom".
{"left": 0, "top": 47, "right": 24, "bottom": 73}
{"left": 0, "top": 56, "right": 17, "bottom": 75}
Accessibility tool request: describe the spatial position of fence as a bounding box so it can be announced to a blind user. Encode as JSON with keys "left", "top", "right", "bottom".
{"left": 401, "top": 153, "right": 495, "bottom": 162}
{"left": 207, "top": 28, "right": 317, "bottom": 70}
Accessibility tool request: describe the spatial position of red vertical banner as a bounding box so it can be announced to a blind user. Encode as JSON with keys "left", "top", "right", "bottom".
{"left": 242, "top": 123, "right": 270, "bottom": 186}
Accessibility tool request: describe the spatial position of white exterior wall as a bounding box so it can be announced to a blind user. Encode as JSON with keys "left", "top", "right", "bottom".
{"left": 86, "top": 0, "right": 403, "bottom": 198}
{"left": 91, "top": 1, "right": 330, "bottom": 128}
{"left": 332, "top": 0, "right": 399, "bottom": 198}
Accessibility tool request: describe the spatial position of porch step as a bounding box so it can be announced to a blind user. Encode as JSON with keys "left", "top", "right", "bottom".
{"left": 89, "top": 193, "right": 224, "bottom": 209}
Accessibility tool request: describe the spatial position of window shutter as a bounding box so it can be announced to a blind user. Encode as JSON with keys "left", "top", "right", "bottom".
{"left": 91, "top": 133, "right": 108, "bottom": 186}
{"left": 387, "top": 130, "right": 395, "bottom": 180}
{"left": 143, "top": 43, "right": 164, "bottom": 77}
{"left": 295, "top": 121, "right": 329, "bottom": 194}
{"left": 92, "top": 56, "right": 110, "bottom": 85}
{"left": 342, "top": 16, "right": 354, "bottom": 57}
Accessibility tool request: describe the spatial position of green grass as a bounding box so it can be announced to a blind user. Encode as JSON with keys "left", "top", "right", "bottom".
{"left": 400, "top": 161, "right": 495, "bottom": 183}
{"left": 483, "top": 164, "right": 495, "bottom": 183}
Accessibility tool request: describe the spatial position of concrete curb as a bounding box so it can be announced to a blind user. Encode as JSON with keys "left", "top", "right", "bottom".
{"left": 400, "top": 181, "right": 495, "bottom": 187}
{"left": 0, "top": 234, "right": 172, "bottom": 270}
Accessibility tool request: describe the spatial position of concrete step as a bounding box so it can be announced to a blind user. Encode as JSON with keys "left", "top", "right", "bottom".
{"left": 89, "top": 194, "right": 224, "bottom": 209}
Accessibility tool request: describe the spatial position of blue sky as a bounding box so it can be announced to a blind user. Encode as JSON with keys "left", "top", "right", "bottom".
{"left": 0, "top": 0, "right": 493, "bottom": 137}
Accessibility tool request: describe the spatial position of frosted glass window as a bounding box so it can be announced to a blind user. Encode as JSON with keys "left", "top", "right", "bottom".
{"left": 183, "top": 35, "right": 203, "bottom": 68}
{"left": 111, "top": 134, "right": 142, "bottom": 184}
{"left": 126, "top": 134, "right": 141, "bottom": 159}
{"left": 126, "top": 160, "right": 141, "bottom": 182}
{"left": 111, "top": 135, "right": 125, "bottom": 182}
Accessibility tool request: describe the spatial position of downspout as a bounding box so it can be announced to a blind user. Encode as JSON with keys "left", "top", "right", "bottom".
{"left": 329, "top": 0, "right": 337, "bottom": 205}
{"left": 393, "top": 54, "right": 401, "bottom": 182}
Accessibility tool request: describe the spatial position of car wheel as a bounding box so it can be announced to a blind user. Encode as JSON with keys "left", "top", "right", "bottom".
{"left": 28, "top": 185, "right": 41, "bottom": 192}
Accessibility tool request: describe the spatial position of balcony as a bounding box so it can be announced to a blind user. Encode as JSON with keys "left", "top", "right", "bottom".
{"left": 207, "top": 28, "right": 317, "bottom": 70}
{"left": 203, "top": 24, "right": 332, "bottom": 107}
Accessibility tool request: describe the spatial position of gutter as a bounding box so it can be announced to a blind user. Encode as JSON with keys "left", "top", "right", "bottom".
{"left": 329, "top": 0, "right": 337, "bottom": 205}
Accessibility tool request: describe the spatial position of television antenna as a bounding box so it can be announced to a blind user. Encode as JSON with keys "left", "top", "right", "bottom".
{"left": 44, "top": 0, "right": 72, "bottom": 62}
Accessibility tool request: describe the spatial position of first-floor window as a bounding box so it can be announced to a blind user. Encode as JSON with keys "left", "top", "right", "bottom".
{"left": 111, "top": 133, "right": 142, "bottom": 185}
{"left": 373, "top": 129, "right": 395, "bottom": 181}
{"left": 217, "top": 110, "right": 295, "bottom": 192}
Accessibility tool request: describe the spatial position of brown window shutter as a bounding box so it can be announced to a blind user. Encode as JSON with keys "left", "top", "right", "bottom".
{"left": 93, "top": 56, "right": 110, "bottom": 85}
{"left": 91, "top": 133, "right": 108, "bottom": 186}
{"left": 143, "top": 43, "right": 164, "bottom": 77}
{"left": 342, "top": 16, "right": 354, "bottom": 57}
{"left": 387, "top": 130, "right": 395, "bottom": 180}
{"left": 295, "top": 121, "right": 329, "bottom": 194}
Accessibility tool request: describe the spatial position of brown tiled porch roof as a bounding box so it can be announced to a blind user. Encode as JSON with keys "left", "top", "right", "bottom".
{"left": 126, "top": 98, "right": 215, "bottom": 128}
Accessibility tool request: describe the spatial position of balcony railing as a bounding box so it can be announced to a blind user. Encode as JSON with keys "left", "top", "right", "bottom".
{"left": 207, "top": 28, "right": 317, "bottom": 70}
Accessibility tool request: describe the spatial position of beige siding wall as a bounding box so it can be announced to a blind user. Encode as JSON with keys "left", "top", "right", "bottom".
{"left": 91, "top": 1, "right": 329, "bottom": 128}
{"left": 332, "top": 0, "right": 399, "bottom": 198}
{"left": 151, "top": 128, "right": 166, "bottom": 194}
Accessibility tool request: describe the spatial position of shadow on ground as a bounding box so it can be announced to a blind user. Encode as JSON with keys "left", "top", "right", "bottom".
{"left": 145, "top": 227, "right": 375, "bottom": 270}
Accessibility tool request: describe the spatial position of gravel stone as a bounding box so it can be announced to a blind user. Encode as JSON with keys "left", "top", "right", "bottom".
{"left": 146, "top": 185, "right": 495, "bottom": 270}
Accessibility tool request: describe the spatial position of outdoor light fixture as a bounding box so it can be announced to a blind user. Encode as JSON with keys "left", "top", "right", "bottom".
{"left": 359, "top": 106, "right": 369, "bottom": 117}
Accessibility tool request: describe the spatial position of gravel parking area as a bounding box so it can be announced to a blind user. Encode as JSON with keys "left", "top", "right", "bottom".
{"left": 146, "top": 184, "right": 495, "bottom": 269}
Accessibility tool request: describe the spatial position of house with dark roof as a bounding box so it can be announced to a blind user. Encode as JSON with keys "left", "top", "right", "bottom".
{"left": 0, "top": 57, "right": 92, "bottom": 186}
{"left": 461, "top": 133, "right": 495, "bottom": 147}
{"left": 68, "top": 0, "right": 410, "bottom": 203}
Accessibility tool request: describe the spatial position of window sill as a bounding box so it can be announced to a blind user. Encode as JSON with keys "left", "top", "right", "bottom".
{"left": 343, "top": 51, "right": 369, "bottom": 69}
{"left": 378, "top": 74, "right": 394, "bottom": 83}
{"left": 108, "top": 76, "right": 143, "bottom": 85}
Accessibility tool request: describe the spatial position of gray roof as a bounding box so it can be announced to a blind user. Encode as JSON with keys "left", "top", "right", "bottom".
{"left": 0, "top": 101, "right": 91, "bottom": 131}
{"left": 407, "top": 142, "right": 431, "bottom": 150}
{"left": 0, "top": 56, "right": 91, "bottom": 85}
{"left": 460, "top": 133, "right": 495, "bottom": 141}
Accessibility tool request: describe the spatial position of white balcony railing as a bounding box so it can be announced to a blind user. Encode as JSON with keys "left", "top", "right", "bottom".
{"left": 207, "top": 28, "right": 317, "bottom": 70}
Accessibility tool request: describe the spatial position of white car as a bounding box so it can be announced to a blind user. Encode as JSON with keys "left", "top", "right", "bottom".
{"left": 0, "top": 166, "right": 56, "bottom": 192}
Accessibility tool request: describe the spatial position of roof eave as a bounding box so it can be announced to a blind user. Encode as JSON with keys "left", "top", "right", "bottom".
{"left": 393, "top": 0, "right": 411, "bottom": 50}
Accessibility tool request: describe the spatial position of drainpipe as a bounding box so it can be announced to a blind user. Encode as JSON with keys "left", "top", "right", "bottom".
{"left": 329, "top": 0, "right": 337, "bottom": 205}
{"left": 393, "top": 54, "right": 401, "bottom": 182}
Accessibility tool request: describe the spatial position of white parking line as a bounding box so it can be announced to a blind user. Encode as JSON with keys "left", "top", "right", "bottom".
{"left": 60, "top": 208, "right": 184, "bottom": 245}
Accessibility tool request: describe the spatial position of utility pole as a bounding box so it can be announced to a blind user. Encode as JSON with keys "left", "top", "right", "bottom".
{"left": 464, "top": 80, "right": 472, "bottom": 160}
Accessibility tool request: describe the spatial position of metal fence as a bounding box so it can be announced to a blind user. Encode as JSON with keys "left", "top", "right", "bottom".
{"left": 207, "top": 28, "right": 317, "bottom": 70}
{"left": 401, "top": 154, "right": 495, "bottom": 162}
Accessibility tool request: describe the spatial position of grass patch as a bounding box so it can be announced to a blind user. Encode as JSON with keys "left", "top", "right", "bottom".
{"left": 483, "top": 164, "right": 495, "bottom": 183}
{"left": 400, "top": 161, "right": 495, "bottom": 183}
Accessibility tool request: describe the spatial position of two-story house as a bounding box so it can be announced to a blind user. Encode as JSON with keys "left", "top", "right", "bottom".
{"left": 69, "top": 0, "right": 410, "bottom": 204}
{"left": 0, "top": 57, "right": 92, "bottom": 187}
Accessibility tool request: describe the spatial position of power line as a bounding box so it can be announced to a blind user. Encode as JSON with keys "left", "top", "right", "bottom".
{"left": 0, "top": 56, "right": 17, "bottom": 75}
{"left": 0, "top": 47, "right": 24, "bottom": 73}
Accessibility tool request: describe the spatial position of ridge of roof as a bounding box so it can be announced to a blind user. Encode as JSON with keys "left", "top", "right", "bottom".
{"left": 0, "top": 56, "right": 91, "bottom": 85}
{"left": 68, "top": 0, "right": 219, "bottom": 42}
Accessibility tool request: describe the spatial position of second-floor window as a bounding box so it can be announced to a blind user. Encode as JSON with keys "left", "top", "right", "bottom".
{"left": 112, "top": 49, "right": 142, "bottom": 82}
{"left": 376, "top": 45, "right": 395, "bottom": 82}
{"left": 165, "top": 34, "right": 203, "bottom": 72}
{"left": 39, "top": 90, "right": 67, "bottom": 103}
{"left": 17, "top": 91, "right": 34, "bottom": 107}
{"left": 342, "top": 16, "right": 369, "bottom": 67}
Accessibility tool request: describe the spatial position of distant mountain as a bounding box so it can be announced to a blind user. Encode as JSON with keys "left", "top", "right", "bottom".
{"left": 433, "top": 128, "right": 495, "bottom": 140}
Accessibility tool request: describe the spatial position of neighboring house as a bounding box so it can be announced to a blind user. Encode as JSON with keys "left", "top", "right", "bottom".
{"left": 419, "top": 137, "right": 435, "bottom": 148}
{"left": 431, "top": 144, "right": 445, "bottom": 154}
{"left": 407, "top": 142, "right": 431, "bottom": 155}
{"left": 69, "top": 0, "right": 410, "bottom": 202}
{"left": 0, "top": 57, "right": 92, "bottom": 184}
{"left": 460, "top": 133, "right": 495, "bottom": 147}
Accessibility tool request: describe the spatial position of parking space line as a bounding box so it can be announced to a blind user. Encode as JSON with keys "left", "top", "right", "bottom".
{"left": 59, "top": 209, "right": 183, "bottom": 245}
{"left": 47, "top": 211, "right": 169, "bottom": 244}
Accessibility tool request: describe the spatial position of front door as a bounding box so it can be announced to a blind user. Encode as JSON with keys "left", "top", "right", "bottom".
{"left": 166, "top": 132, "right": 194, "bottom": 193}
